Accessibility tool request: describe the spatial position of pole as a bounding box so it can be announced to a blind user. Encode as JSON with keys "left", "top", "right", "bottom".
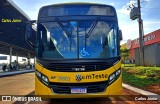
{"left": 16, "top": 53, "right": 18, "bottom": 63}
{"left": 9, "top": 47, "right": 12, "bottom": 65}
{"left": 16, "top": 52, "right": 19, "bottom": 69}
{"left": 137, "top": 0, "right": 144, "bottom": 66}
{"left": 27, "top": 52, "right": 30, "bottom": 66}
{"left": 9, "top": 47, "right": 13, "bottom": 70}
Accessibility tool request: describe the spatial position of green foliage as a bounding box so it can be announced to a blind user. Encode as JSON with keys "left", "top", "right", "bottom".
{"left": 120, "top": 48, "right": 129, "bottom": 58}
{"left": 120, "top": 48, "right": 130, "bottom": 64}
{"left": 122, "top": 64, "right": 135, "bottom": 67}
{"left": 122, "top": 66, "right": 160, "bottom": 88}
{"left": 122, "top": 66, "right": 160, "bottom": 78}
{"left": 122, "top": 70, "right": 160, "bottom": 87}
{"left": 145, "top": 70, "right": 156, "bottom": 77}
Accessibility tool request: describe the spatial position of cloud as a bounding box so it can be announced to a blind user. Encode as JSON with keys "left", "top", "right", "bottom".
{"left": 120, "top": 19, "right": 160, "bottom": 45}
{"left": 142, "top": 0, "right": 150, "bottom": 2}
{"left": 127, "top": 0, "right": 137, "bottom": 7}
{"left": 127, "top": 0, "right": 150, "bottom": 6}
{"left": 120, "top": 21, "right": 139, "bottom": 40}
{"left": 119, "top": 6, "right": 130, "bottom": 15}
{"left": 119, "top": 0, "right": 150, "bottom": 15}
{"left": 119, "top": 0, "right": 135, "bottom": 15}
{"left": 144, "top": 21, "right": 160, "bottom": 25}
{"left": 143, "top": 20, "right": 160, "bottom": 34}
{"left": 110, "top": 2, "right": 114, "bottom": 6}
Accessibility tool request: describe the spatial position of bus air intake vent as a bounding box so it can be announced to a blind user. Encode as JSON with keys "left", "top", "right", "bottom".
{"left": 50, "top": 81, "right": 108, "bottom": 94}
{"left": 45, "top": 62, "right": 112, "bottom": 72}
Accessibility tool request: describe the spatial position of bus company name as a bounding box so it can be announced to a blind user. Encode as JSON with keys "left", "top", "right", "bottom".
{"left": 135, "top": 34, "right": 156, "bottom": 44}
{"left": 75, "top": 74, "right": 108, "bottom": 81}
{"left": 1, "top": 19, "right": 22, "bottom": 23}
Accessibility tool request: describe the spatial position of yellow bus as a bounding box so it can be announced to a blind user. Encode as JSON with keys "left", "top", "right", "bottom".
{"left": 25, "top": 3, "right": 122, "bottom": 98}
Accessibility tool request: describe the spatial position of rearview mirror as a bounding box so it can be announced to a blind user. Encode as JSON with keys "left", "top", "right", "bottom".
{"left": 25, "top": 20, "right": 36, "bottom": 48}
{"left": 119, "top": 30, "right": 122, "bottom": 41}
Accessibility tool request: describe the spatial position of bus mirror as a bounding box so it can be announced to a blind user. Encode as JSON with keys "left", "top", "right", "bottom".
{"left": 25, "top": 20, "right": 36, "bottom": 48}
{"left": 119, "top": 30, "right": 122, "bottom": 40}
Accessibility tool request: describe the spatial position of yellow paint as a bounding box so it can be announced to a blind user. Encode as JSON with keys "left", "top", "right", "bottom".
{"left": 35, "top": 61, "right": 122, "bottom": 97}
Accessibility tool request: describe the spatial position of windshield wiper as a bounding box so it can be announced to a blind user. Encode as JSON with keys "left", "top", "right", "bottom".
{"left": 55, "top": 18, "right": 71, "bottom": 38}
{"left": 86, "top": 17, "right": 100, "bottom": 38}
{"left": 85, "top": 27, "right": 87, "bottom": 49}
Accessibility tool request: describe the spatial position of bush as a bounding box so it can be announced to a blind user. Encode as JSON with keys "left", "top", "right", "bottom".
{"left": 145, "top": 70, "right": 156, "bottom": 77}
{"left": 122, "top": 67, "right": 146, "bottom": 75}
{"left": 122, "top": 66, "right": 160, "bottom": 78}
{"left": 122, "top": 70, "right": 160, "bottom": 88}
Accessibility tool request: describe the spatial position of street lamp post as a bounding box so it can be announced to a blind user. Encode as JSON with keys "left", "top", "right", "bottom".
{"left": 130, "top": 0, "right": 144, "bottom": 66}
{"left": 137, "top": 0, "right": 144, "bottom": 66}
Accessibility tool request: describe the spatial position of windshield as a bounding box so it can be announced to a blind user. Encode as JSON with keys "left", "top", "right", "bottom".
{"left": 37, "top": 20, "right": 118, "bottom": 59}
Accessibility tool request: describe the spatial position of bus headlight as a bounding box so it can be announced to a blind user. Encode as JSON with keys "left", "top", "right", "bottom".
{"left": 36, "top": 70, "right": 49, "bottom": 86}
{"left": 36, "top": 71, "right": 41, "bottom": 77}
{"left": 42, "top": 75, "right": 49, "bottom": 84}
{"left": 109, "top": 69, "right": 121, "bottom": 84}
{"left": 116, "top": 69, "right": 121, "bottom": 76}
{"left": 109, "top": 73, "right": 115, "bottom": 82}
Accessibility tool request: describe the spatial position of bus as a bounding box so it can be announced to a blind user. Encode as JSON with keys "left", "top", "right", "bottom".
{"left": 25, "top": 3, "right": 122, "bottom": 98}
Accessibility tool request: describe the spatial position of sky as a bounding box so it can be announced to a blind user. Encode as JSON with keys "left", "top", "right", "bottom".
{"left": 11, "top": 0, "right": 160, "bottom": 44}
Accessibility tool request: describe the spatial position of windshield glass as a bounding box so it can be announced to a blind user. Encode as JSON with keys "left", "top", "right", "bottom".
{"left": 37, "top": 20, "right": 118, "bottom": 59}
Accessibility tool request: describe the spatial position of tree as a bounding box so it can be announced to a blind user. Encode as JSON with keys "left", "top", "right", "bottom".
{"left": 120, "top": 48, "right": 130, "bottom": 64}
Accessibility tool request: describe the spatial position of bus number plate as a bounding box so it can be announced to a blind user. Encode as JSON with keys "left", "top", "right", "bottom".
{"left": 71, "top": 88, "right": 87, "bottom": 94}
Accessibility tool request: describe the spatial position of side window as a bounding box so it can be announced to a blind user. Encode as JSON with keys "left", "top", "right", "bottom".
{"left": 108, "top": 28, "right": 117, "bottom": 57}
{"left": 37, "top": 24, "right": 47, "bottom": 57}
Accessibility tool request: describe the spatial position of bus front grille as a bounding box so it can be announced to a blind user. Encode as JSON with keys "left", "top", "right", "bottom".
{"left": 45, "top": 62, "right": 112, "bottom": 72}
{"left": 50, "top": 81, "right": 108, "bottom": 94}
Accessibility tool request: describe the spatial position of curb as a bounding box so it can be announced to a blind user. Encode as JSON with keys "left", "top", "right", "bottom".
{"left": 122, "top": 83, "right": 159, "bottom": 96}
{"left": 0, "top": 70, "right": 35, "bottom": 78}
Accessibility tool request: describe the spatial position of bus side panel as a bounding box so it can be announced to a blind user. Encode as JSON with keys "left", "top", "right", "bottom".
{"left": 35, "top": 75, "right": 50, "bottom": 95}
{"left": 109, "top": 60, "right": 122, "bottom": 95}
{"left": 108, "top": 74, "right": 122, "bottom": 95}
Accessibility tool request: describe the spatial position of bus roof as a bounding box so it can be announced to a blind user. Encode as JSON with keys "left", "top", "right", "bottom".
{"left": 38, "top": 2, "right": 117, "bottom": 20}
{"left": 41, "top": 2, "right": 115, "bottom": 9}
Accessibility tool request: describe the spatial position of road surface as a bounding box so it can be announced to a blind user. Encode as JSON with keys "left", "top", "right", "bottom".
{"left": 0, "top": 73, "right": 159, "bottom": 104}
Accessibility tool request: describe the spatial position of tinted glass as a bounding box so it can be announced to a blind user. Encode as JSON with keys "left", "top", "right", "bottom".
{"left": 37, "top": 20, "right": 118, "bottom": 59}
{"left": 40, "top": 5, "right": 115, "bottom": 17}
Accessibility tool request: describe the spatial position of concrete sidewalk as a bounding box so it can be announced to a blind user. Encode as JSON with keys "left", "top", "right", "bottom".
{"left": 0, "top": 69, "right": 35, "bottom": 78}
{"left": 122, "top": 83, "right": 159, "bottom": 96}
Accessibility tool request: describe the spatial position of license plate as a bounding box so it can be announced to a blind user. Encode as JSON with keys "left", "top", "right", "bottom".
{"left": 71, "top": 88, "right": 87, "bottom": 94}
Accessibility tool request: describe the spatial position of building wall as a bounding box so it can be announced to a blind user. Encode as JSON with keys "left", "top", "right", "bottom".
{"left": 135, "top": 43, "right": 160, "bottom": 66}
{"left": 144, "top": 43, "right": 157, "bottom": 66}
{"left": 131, "top": 29, "right": 160, "bottom": 49}
{"left": 157, "top": 43, "right": 160, "bottom": 66}
{"left": 129, "top": 49, "right": 135, "bottom": 61}
{"left": 121, "top": 29, "right": 160, "bottom": 66}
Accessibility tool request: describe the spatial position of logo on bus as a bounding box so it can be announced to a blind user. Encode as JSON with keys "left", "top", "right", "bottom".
{"left": 75, "top": 74, "right": 108, "bottom": 81}
{"left": 75, "top": 74, "right": 83, "bottom": 81}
